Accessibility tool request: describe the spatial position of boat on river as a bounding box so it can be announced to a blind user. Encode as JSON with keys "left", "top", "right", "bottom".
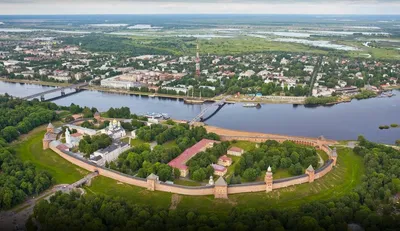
{"left": 243, "top": 103, "right": 261, "bottom": 108}
{"left": 144, "top": 112, "right": 170, "bottom": 119}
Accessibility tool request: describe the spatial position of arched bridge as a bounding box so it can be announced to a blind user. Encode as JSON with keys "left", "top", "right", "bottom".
{"left": 189, "top": 96, "right": 230, "bottom": 125}
{"left": 22, "top": 82, "right": 88, "bottom": 100}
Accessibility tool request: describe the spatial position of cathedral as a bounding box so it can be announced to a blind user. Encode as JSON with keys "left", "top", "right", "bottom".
{"left": 101, "top": 119, "right": 126, "bottom": 139}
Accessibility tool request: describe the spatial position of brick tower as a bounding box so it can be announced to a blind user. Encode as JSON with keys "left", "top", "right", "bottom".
{"left": 265, "top": 166, "right": 273, "bottom": 192}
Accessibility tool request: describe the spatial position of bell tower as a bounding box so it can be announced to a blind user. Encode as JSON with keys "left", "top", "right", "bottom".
{"left": 265, "top": 166, "right": 273, "bottom": 192}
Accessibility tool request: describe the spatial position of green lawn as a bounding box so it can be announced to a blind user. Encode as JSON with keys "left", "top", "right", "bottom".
{"left": 162, "top": 140, "right": 178, "bottom": 149}
{"left": 14, "top": 126, "right": 87, "bottom": 184}
{"left": 273, "top": 169, "right": 293, "bottom": 179}
{"left": 121, "top": 137, "right": 150, "bottom": 147}
{"left": 174, "top": 179, "right": 202, "bottom": 186}
{"left": 317, "top": 149, "right": 329, "bottom": 163}
{"left": 84, "top": 176, "right": 172, "bottom": 209}
{"left": 230, "top": 141, "right": 257, "bottom": 152}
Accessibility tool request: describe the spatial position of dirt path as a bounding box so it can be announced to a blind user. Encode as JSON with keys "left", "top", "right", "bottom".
{"left": 169, "top": 194, "right": 182, "bottom": 210}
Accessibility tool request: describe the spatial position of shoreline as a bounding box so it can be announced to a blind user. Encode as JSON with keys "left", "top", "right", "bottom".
{"left": 2, "top": 78, "right": 398, "bottom": 106}
{"left": 0, "top": 78, "right": 308, "bottom": 105}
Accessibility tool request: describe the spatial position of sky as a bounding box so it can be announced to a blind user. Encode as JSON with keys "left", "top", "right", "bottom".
{"left": 0, "top": 0, "right": 399, "bottom": 15}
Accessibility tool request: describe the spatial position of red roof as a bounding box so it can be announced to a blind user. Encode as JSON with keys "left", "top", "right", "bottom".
{"left": 71, "top": 132, "right": 82, "bottom": 137}
{"left": 168, "top": 139, "right": 217, "bottom": 171}
{"left": 219, "top": 155, "right": 232, "bottom": 162}
{"left": 56, "top": 144, "right": 69, "bottom": 151}
{"left": 228, "top": 147, "right": 243, "bottom": 153}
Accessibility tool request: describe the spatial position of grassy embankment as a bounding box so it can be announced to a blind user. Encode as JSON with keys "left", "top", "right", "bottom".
{"left": 15, "top": 127, "right": 364, "bottom": 215}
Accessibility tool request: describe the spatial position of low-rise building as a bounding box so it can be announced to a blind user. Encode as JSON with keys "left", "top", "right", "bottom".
{"left": 218, "top": 155, "right": 232, "bottom": 167}
{"left": 211, "top": 164, "right": 227, "bottom": 176}
{"left": 227, "top": 147, "right": 244, "bottom": 156}
{"left": 90, "top": 141, "right": 130, "bottom": 166}
{"left": 168, "top": 139, "right": 218, "bottom": 177}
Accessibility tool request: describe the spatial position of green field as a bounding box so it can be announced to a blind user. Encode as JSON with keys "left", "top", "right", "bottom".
{"left": 14, "top": 126, "right": 87, "bottom": 184}
{"left": 198, "top": 37, "right": 329, "bottom": 55}
{"left": 230, "top": 140, "right": 257, "bottom": 152}
{"left": 15, "top": 127, "right": 364, "bottom": 214}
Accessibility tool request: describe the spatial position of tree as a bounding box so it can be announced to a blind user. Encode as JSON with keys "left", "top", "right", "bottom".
{"left": 242, "top": 168, "right": 258, "bottom": 182}
{"left": 1, "top": 126, "right": 19, "bottom": 142}
{"left": 192, "top": 169, "right": 206, "bottom": 181}
{"left": 396, "top": 139, "right": 400, "bottom": 146}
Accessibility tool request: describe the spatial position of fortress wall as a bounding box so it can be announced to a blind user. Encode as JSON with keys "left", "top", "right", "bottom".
{"left": 155, "top": 184, "right": 214, "bottom": 196}
{"left": 49, "top": 134, "right": 336, "bottom": 197}
{"left": 315, "top": 160, "right": 334, "bottom": 180}
{"left": 273, "top": 176, "right": 309, "bottom": 190}
{"left": 227, "top": 184, "right": 266, "bottom": 194}
{"left": 50, "top": 143, "right": 148, "bottom": 188}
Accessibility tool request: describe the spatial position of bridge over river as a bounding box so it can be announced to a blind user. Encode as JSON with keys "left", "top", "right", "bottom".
{"left": 22, "top": 82, "right": 88, "bottom": 101}
{"left": 189, "top": 96, "right": 230, "bottom": 125}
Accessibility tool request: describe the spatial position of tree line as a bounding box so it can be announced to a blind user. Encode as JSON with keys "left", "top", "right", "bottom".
{"left": 0, "top": 95, "right": 56, "bottom": 209}
{"left": 0, "top": 95, "right": 58, "bottom": 142}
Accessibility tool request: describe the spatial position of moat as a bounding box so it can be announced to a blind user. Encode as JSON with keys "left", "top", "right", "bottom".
{"left": 0, "top": 81, "right": 399, "bottom": 144}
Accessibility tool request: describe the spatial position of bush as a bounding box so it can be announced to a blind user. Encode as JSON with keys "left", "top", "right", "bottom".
{"left": 390, "top": 124, "right": 398, "bottom": 128}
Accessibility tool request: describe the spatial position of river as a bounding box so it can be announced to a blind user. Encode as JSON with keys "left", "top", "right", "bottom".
{"left": 0, "top": 81, "right": 399, "bottom": 144}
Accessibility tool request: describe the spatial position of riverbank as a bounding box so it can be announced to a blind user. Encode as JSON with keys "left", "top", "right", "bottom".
{"left": 0, "top": 78, "right": 309, "bottom": 105}
{"left": 0, "top": 77, "right": 70, "bottom": 88}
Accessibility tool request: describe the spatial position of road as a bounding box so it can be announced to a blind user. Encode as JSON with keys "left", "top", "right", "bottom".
{"left": 0, "top": 172, "right": 97, "bottom": 231}
{"left": 308, "top": 56, "right": 323, "bottom": 97}
{"left": 0, "top": 184, "right": 69, "bottom": 231}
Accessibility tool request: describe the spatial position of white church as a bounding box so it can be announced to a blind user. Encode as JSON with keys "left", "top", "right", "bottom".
{"left": 100, "top": 119, "right": 126, "bottom": 139}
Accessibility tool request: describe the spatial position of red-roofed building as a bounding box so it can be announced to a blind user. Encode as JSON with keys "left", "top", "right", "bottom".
{"left": 227, "top": 147, "right": 244, "bottom": 156}
{"left": 56, "top": 144, "right": 70, "bottom": 152}
{"left": 71, "top": 132, "right": 83, "bottom": 138}
{"left": 211, "top": 164, "right": 227, "bottom": 176}
{"left": 218, "top": 155, "right": 232, "bottom": 167}
{"left": 168, "top": 139, "right": 218, "bottom": 177}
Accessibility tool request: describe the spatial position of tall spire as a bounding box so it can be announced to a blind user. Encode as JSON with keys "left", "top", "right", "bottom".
{"left": 195, "top": 40, "right": 201, "bottom": 77}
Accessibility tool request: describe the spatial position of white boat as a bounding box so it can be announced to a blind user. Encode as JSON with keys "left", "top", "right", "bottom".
{"left": 149, "top": 94, "right": 156, "bottom": 98}
{"left": 243, "top": 103, "right": 258, "bottom": 107}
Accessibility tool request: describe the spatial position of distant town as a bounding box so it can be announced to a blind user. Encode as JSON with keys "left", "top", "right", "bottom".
{"left": 1, "top": 34, "right": 399, "bottom": 105}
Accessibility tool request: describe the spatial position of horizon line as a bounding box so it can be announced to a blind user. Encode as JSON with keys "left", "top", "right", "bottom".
{"left": 0, "top": 13, "right": 400, "bottom": 16}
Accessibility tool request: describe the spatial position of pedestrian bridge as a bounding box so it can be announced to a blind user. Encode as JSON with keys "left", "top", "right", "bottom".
{"left": 189, "top": 96, "right": 230, "bottom": 125}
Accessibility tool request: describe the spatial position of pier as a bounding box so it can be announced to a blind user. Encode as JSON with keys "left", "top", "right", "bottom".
{"left": 189, "top": 96, "right": 229, "bottom": 125}
{"left": 21, "top": 82, "right": 88, "bottom": 101}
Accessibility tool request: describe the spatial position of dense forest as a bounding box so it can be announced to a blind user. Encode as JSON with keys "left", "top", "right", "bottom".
{"left": 62, "top": 35, "right": 177, "bottom": 56}
{"left": 0, "top": 94, "right": 58, "bottom": 142}
{"left": 32, "top": 137, "right": 400, "bottom": 230}
{"left": 235, "top": 140, "right": 320, "bottom": 181}
{"left": 0, "top": 95, "right": 56, "bottom": 209}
